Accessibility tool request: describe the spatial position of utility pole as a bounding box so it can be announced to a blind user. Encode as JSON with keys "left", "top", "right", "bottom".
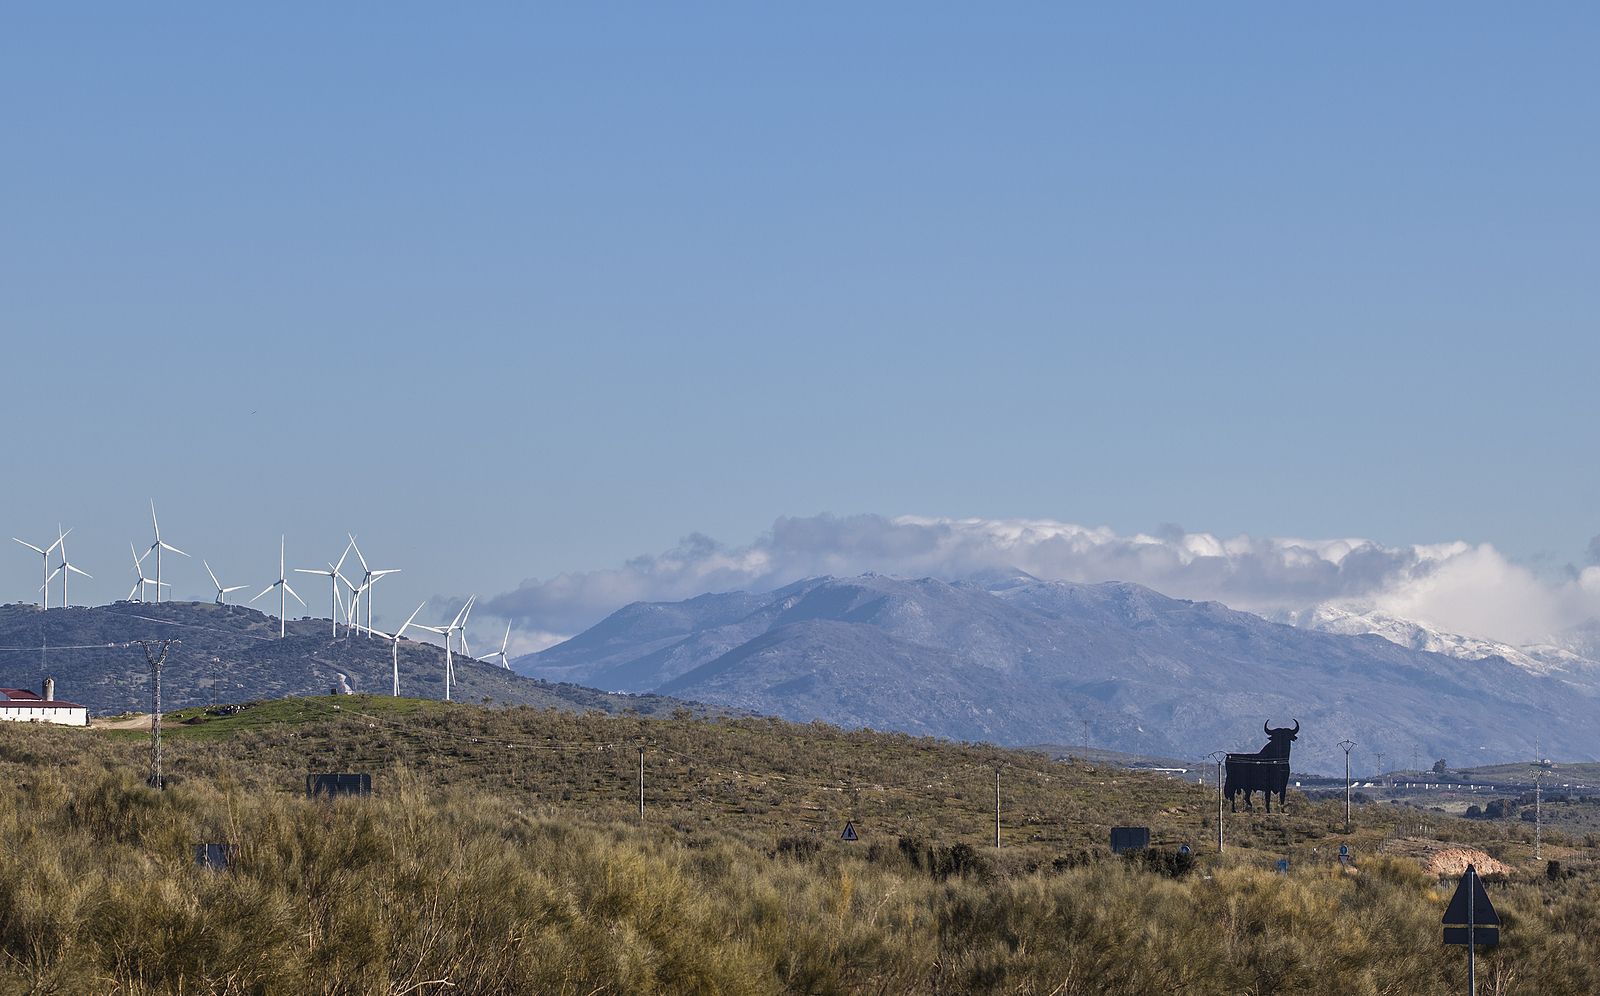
{"left": 993, "top": 766, "right": 1001, "bottom": 849}
{"left": 638, "top": 747, "right": 645, "bottom": 822}
{"left": 135, "top": 640, "right": 178, "bottom": 789}
{"left": 1412, "top": 745, "right": 1420, "bottom": 778}
{"left": 1082, "top": 720, "right": 1090, "bottom": 760}
{"left": 1338, "top": 740, "right": 1357, "bottom": 834}
{"left": 1375, "top": 751, "right": 1385, "bottom": 786}
{"left": 1206, "top": 751, "right": 1227, "bottom": 851}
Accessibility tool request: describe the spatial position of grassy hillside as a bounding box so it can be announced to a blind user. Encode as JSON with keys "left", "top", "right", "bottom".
{"left": 0, "top": 601, "right": 696, "bottom": 717}
{"left": 2, "top": 698, "right": 1599, "bottom": 993}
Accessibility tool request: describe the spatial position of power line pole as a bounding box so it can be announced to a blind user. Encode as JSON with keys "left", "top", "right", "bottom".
{"left": 1206, "top": 751, "right": 1227, "bottom": 851}
{"left": 993, "top": 766, "right": 1001, "bottom": 849}
{"left": 1338, "top": 740, "right": 1357, "bottom": 834}
{"left": 135, "top": 640, "right": 179, "bottom": 789}
{"left": 638, "top": 747, "right": 645, "bottom": 822}
{"left": 1082, "top": 720, "right": 1090, "bottom": 760}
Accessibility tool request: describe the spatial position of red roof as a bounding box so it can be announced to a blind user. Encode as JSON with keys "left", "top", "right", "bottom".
{"left": 0, "top": 690, "right": 85, "bottom": 709}
{"left": 0, "top": 700, "right": 86, "bottom": 710}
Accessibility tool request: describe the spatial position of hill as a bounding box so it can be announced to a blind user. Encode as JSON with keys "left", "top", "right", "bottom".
{"left": 517, "top": 574, "right": 1600, "bottom": 771}
{"left": 2, "top": 696, "right": 1599, "bottom": 993}
{"left": 0, "top": 600, "right": 693, "bottom": 717}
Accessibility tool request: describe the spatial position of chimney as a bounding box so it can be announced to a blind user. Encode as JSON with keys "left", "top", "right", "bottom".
{"left": 43, "top": 677, "right": 55, "bottom": 701}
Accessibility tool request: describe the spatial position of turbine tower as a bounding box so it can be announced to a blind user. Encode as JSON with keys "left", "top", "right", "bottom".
{"left": 144, "top": 501, "right": 188, "bottom": 604}
{"left": 295, "top": 543, "right": 355, "bottom": 638}
{"left": 203, "top": 561, "right": 249, "bottom": 605}
{"left": 128, "top": 543, "right": 169, "bottom": 602}
{"left": 369, "top": 602, "right": 428, "bottom": 697}
{"left": 485, "top": 624, "right": 512, "bottom": 670}
{"left": 250, "top": 536, "right": 305, "bottom": 638}
{"left": 45, "top": 528, "right": 91, "bottom": 607}
{"left": 413, "top": 597, "right": 472, "bottom": 702}
{"left": 13, "top": 529, "right": 67, "bottom": 608}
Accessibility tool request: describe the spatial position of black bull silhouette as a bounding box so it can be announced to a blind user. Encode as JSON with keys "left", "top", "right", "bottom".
{"left": 1224, "top": 720, "right": 1299, "bottom": 813}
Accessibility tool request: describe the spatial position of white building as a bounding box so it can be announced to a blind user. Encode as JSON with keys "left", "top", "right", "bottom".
{"left": 1, "top": 680, "right": 89, "bottom": 726}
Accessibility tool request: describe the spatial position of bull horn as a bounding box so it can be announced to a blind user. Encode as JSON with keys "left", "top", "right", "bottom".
{"left": 1291, "top": 718, "right": 1300, "bottom": 734}
{"left": 1264, "top": 720, "right": 1271, "bottom": 735}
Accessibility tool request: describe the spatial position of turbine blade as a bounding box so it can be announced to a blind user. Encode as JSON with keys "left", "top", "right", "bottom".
{"left": 347, "top": 534, "right": 369, "bottom": 572}
{"left": 161, "top": 542, "right": 189, "bottom": 557}
{"left": 222, "top": 585, "right": 249, "bottom": 593}
{"left": 250, "top": 586, "right": 275, "bottom": 603}
{"left": 12, "top": 539, "right": 46, "bottom": 556}
{"left": 282, "top": 580, "right": 305, "bottom": 605}
{"left": 205, "top": 561, "right": 221, "bottom": 590}
{"left": 293, "top": 568, "right": 332, "bottom": 576}
{"left": 66, "top": 564, "right": 91, "bottom": 578}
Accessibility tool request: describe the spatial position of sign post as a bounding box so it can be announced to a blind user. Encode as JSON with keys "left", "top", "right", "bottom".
{"left": 1442, "top": 864, "right": 1500, "bottom": 996}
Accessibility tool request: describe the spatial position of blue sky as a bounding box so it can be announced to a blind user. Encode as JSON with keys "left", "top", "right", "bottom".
{"left": 3, "top": 5, "right": 1597, "bottom": 641}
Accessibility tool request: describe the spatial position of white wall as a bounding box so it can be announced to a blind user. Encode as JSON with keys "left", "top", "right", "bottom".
{"left": 0, "top": 705, "right": 88, "bottom": 727}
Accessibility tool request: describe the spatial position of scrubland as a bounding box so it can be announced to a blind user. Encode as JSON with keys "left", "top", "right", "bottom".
{"left": 1, "top": 697, "right": 1596, "bottom": 994}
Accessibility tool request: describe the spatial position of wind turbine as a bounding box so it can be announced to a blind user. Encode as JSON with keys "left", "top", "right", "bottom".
{"left": 295, "top": 544, "right": 356, "bottom": 638}
{"left": 128, "top": 543, "right": 169, "bottom": 602}
{"left": 345, "top": 536, "right": 400, "bottom": 638}
{"left": 204, "top": 561, "right": 249, "bottom": 605}
{"left": 45, "top": 528, "right": 91, "bottom": 607}
{"left": 250, "top": 536, "right": 305, "bottom": 638}
{"left": 369, "top": 601, "right": 427, "bottom": 696}
{"left": 455, "top": 594, "right": 476, "bottom": 657}
{"left": 484, "top": 623, "right": 513, "bottom": 670}
{"left": 144, "top": 501, "right": 188, "bottom": 604}
{"left": 413, "top": 597, "right": 473, "bottom": 702}
{"left": 13, "top": 529, "right": 67, "bottom": 608}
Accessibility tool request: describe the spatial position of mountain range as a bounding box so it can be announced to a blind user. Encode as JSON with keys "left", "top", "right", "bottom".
{"left": 516, "top": 572, "right": 1600, "bottom": 771}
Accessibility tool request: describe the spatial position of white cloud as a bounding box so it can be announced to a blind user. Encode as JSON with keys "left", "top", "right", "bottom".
{"left": 485, "top": 513, "right": 1600, "bottom": 649}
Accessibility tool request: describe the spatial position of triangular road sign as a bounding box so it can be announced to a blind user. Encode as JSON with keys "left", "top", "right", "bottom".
{"left": 1443, "top": 865, "right": 1500, "bottom": 927}
{"left": 840, "top": 821, "right": 859, "bottom": 841}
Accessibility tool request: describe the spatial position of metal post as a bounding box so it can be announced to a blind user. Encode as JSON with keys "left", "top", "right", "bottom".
{"left": 1338, "top": 740, "right": 1357, "bottom": 834}
{"left": 136, "top": 640, "right": 178, "bottom": 789}
{"left": 1082, "top": 720, "right": 1090, "bottom": 759}
{"left": 639, "top": 747, "right": 645, "bottom": 821}
{"left": 994, "top": 767, "right": 1001, "bottom": 849}
{"left": 1467, "top": 866, "right": 1476, "bottom": 996}
{"left": 1534, "top": 765, "right": 1542, "bottom": 862}
{"left": 1206, "top": 751, "right": 1227, "bottom": 851}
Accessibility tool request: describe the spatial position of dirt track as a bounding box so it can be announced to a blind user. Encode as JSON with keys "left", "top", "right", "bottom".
{"left": 91, "top": 714, "right": 153, "bottom": 730}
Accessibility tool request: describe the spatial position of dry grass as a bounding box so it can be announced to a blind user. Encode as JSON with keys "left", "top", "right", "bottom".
{"left": 1, "top": 698, "right": 1597, "bottom": 994}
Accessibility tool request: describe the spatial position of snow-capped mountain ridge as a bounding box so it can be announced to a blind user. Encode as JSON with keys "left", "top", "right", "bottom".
{"left": 516, "top": 572, "right": 1600, "bottom": 770}
{"left": 1277, "top": 605, "right": 1600, "bottom": 677}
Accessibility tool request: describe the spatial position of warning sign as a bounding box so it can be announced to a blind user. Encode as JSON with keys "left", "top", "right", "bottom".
{"left": 840, "top": 821, "right": 859, "bottom": 841}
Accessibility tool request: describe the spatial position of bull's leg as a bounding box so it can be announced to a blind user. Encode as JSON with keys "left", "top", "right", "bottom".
{"left": 1265, "top": 790, "right": 1272, "bottom": 814}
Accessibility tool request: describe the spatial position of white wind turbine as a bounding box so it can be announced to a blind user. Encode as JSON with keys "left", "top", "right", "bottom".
{"left": 294, "top": 542, "right": 354, "bottom": 638}
{"left": 250, "top": 536, "right": 305, "bottom": 638}
{"left": 45, "top": 528, "right": 92, "bottom": 607}
{"left": 413, "top": 597, "right": 474, "bottom": 702}
{"left": 368, "top": 602, "right": 428, "bottom": 697}
{"left": 144, "top": 501, "right": 188, "bottom": 604}
{"left": 128, "top": 543, "right": 169, "bottom": 602}
{"left": 484, "top": 623, "right": 513, "bottom": 670}
{"left": 455, "top": 594, "right": 476, "bottom": 657}
{"left": 204, "top": 561, "right": 249, "bottom": 605}
{"left": 345, "top": 536, "right": 400, "bottom": 638}
{"left": 13, "top": 529, "right": 68, "bottom": 608}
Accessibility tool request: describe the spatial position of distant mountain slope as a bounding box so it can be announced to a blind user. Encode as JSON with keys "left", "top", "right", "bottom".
{"left": 0, "top": 601, "right": 692, "bottom": 717}
{"left": 1278, "top": 604, "right": 1600, "bottom": 677}
{"left": 517, "top": 574, "right": 1600, "bottom": 771}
